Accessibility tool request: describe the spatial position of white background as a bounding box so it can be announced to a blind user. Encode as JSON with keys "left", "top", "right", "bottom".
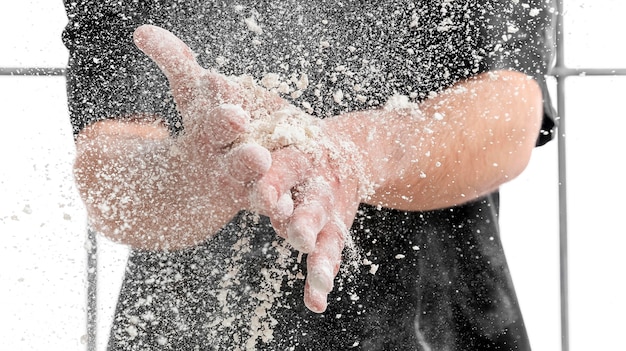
{"left": 0, "top": 1, "right": 624, "bottom": 350}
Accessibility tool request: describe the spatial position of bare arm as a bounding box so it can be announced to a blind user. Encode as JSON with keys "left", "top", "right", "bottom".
{"left": 75, "top": 115, "right": 246, "bottom": 250}
{"left": 347, "top": 69, "right": 543, "bottom": 211}
{"left": 256, "top": 69, "right": 543, "bottom": 312}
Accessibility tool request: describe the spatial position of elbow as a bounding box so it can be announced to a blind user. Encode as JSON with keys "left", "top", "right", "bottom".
{"left": 497, "top": 71, "right": 544, "bottom": 184}
{"left": 500, "top": 136, "right": 534, "bottom": 186}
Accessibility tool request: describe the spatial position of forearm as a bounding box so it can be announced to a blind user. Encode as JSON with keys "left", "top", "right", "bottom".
{"left": 332, "top": 70, "right": 543, "bottom": 211}
{"left": 74, "top": 119, "right": 227, "bottom": 250}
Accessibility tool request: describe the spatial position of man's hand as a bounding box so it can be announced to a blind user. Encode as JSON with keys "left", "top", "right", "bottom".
{"left": 75, "top": 26, "right": 289, "bottom": 249}
{"left": 253, "top": 125, "right": 369, "bottom": 313}
{"left": 251, "top": 70, "right": 544, "bottom": 313}
{"left": 133, "top": 24, "right": 277, "bottom": 207}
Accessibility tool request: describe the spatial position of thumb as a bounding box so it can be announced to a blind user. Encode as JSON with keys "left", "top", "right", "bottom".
{"left": 133, "top": 25, "right": 202, "bottom": 98}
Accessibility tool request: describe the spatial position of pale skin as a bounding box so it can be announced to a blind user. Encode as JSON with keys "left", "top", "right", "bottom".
{"left": 74, "top": 25, "right": 543, "bottom": 313}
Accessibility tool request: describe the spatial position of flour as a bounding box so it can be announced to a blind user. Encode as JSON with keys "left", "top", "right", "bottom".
{"left": 244, "top": 105, "right": 322, "bottom": 155}
{"left": 224, "top": 74, "right": 375, "bottom": 202}
{"left": 194, "top": 73, "right": 371, "bottom": 348}
{"left": 204, "top": 234, "right": 303, "bottom": 350}
{"left": 244, "top": 16, "right": 263, "bottom": 35}
{"left": 383, "top": 94, "right": 421, "bottom": 112}
{"left": 229, "top": 74, "right": 323, "bottom": 156}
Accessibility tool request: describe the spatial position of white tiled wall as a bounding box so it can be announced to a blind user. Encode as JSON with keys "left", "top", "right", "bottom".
{"left": 563, "top": 76, "right": 626, "bottom": 351}
{"left": 0, "top": 76, "right": 87, "bottom": 350}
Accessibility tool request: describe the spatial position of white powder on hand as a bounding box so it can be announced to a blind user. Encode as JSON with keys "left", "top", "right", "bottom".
{"left": 187, "top": 73, "right": 374, "bottom": 348}
{"left": 229, "top": 74, "right": 323, "bottom": 155}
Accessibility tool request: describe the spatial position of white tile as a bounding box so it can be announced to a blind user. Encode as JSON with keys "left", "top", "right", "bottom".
{"left": 564, "top": 0, "right": 626, "bottom": 69}
{"left": 0, "top": 76, "right": 87, "bottom": 350}
{"left": 566, "top": 76, "right": 626, "bottom": 351}
{"left": 0, "top": 0, "right": 69, "bottom": 67}
{"left": 501, "top": 140, "right": 562, "bottom": 351}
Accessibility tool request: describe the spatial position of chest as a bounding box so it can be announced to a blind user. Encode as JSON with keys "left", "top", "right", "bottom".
{"left": 151, "top": 0, "right": 514, "bottom": 115}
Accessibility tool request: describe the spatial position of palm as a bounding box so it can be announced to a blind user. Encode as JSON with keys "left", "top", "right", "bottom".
{"left": 254, "top": 126, "right": 365, "bottom": 313}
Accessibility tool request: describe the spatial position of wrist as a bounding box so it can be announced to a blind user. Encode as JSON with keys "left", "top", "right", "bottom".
{"left": 321, "top": 116, "right": 378, "bottom": 203}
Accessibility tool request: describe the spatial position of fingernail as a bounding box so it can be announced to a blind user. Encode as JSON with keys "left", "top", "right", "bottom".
{"left": 276, "top": 193, "right": 294, "bottom": 218}
{"left": 287, "top": 226, "right": 314, "bottom": 253}
{"left": 305, "top": 287, "right": 328, "bottom": 314}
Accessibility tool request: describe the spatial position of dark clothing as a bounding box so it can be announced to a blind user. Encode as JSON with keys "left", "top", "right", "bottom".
{"left": 63, "top": 1, "right": 557, "bottom": 350}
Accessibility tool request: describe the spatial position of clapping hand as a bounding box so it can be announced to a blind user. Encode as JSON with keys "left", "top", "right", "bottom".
{"left": 136, "top": 25, "right": 368, "bottom": 313}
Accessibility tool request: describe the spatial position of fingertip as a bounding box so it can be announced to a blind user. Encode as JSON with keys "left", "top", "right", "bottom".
{"left": 132, "top": 24, "right": 199, "bottom": 80}
{"left": 287, "top": 225, "right": 316, "bottom": 253}
{"left": 133, "top": 25, "right": 147, "bottom": 41}
{"left": 306, "top": 259, "right": 334, "bottom": 293}
{"left": 243, "top": 143, "right": 273, "bottom": 172}
{"left": 304, "top": 283, "right": 328, "bottom": 314}
{"left": 251, "top": 184, "right": 294, "bottom": 229}
{"left": 132, "top": 24, "right": 159, "bottom": 52}
{"left": 251, "top": 144, "right": 272, "bottom": 174}
{"left": 133, "top": 24, "right": 152, "bottom": 36}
